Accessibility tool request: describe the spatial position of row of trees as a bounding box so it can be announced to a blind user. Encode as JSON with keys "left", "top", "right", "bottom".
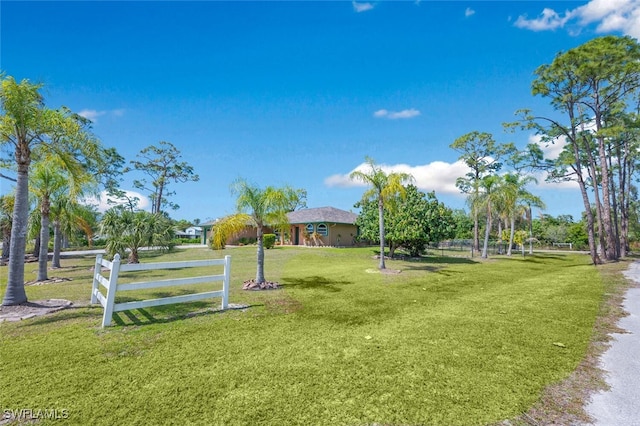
{"left": 450, "top": 36, "right": 640, "bottom": 264}
{"left": 0, "top": 74, "right": 199, "bottom": 305}
{"left": 512, "top": 35, "right": 640, "bottom": 264}
{"left": 450, "top": 131, "right": 545, "bottom": 259}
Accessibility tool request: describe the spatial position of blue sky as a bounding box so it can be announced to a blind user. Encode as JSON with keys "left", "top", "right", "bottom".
{"left": 2, "top": 0, "right": 639, "bottom": 224}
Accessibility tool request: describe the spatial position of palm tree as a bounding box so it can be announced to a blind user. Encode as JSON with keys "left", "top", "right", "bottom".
{"left": 50, "top": 197, "right": 98, "bottom": 268}
{"left": 1, "top": 75, "right": 107, "bottom": 305}
{"left": 477, "top": 174, "right": 503, "bottom": 259}
{"left": 212, "top": 179, "right": 297, "bottom": 284}
{"left": 350, "top": 157, "right": 413, "bottom": 269}
{"left": 100, "top": 207, "right": 174, "bottom": 264}
{"left": 30, "top": 161, "right": 69, "bottom": 281}
{"left": 30, "top": 156, "right": 95, "bottom": 280}
{"left": 501, "top": 173, "right": 545, "bottom": 256}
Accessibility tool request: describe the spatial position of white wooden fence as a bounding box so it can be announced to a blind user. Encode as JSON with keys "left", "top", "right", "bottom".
{"left": 91, "top": 253, "right": 231, "bottom": 327}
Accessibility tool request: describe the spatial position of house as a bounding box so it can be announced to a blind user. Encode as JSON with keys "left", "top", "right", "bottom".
{"left": 287, "top": 206, "right": 358, "bottom": 247}
{"left": 200, "top": 206, "right": 359, "bottom": 247}
{"left": 185, "top": 226, "right": 202, "bottom": 239}
{"left": 175, "top": 226, "right": 202, "bottom": 240}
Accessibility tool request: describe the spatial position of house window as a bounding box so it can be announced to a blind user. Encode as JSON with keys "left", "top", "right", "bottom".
{"left": 305, "top": 224, "right": 314, "bottom": 234}
{"left": 316, "top": 223, "right": 328, "bottom": 236}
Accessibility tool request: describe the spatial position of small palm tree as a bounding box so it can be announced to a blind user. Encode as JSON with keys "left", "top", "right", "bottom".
{"left": 30, "top": 161, "right": 69, "bottom": 281}
{"left": 477, "top": 174, "right": 503, "bottom": 259}
{"left": 100, "top": 207, "right": 174, "bottom": 264}
{"left": 212, "top": 178, "right": 297, "bottom": 284}
{"left": 501, "top": 173, "right": 545, "bottom": 256}
{"left": 30, "top": 156, "right": 95, "bottom": 280}
{"left": 350, "top": 157, "right": 413, "bottom": 269}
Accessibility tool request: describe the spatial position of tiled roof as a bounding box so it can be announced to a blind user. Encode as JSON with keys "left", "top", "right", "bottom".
{"left": 287, "top": 206, "right": 358, "bottom": 225}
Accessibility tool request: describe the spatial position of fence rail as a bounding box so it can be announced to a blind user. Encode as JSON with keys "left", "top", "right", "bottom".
{"left": 91, "top": 253, "right": 231, "bottom": 327}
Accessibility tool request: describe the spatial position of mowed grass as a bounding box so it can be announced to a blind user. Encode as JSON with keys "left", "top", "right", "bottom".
{"left": 0, "top": 246, "right": 605, "bottom": 425}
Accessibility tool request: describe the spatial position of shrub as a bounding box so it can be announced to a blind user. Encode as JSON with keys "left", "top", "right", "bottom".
{"left": 263, "top": 234, "right": 276, "bottom": 249}
{"left": 237, "top": 237, "right": 257, "bottom": 246}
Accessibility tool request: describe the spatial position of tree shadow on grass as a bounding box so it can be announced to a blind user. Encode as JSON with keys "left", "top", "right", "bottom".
{"left": 280, "top": 276, "right": 352, "bottom": 292}
{"left": 400, "top": 264, "right": 446, "bottom": 273}
{"left": 511, "top": 253, "right": 586, "bottom": 264}
{"left": 19, "top": 305, "right": 102, "bottom": 328}
{"left": 109, "top": 303, "right": 256, "bottom": 327}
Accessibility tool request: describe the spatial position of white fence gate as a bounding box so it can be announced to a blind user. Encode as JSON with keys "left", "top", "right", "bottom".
{"left": 91, "top": 253, "right": 231, "bottom": 327}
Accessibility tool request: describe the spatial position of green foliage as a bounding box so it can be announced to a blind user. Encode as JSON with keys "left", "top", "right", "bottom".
{"left": 451, "top": 209, "right": 473, "bottom": 239}
{"left": 100, "top": 207, "right": 175, "bottom": 263}
{"left": 237, "top": 237, "right": 257, "bottom": 246}
{"left": 531, "top": 214, "right": 589, "bottom": 249}
{"left": 173, "top": 219, "right": 193, "bottom": 231}
{"left": 263, "top": 233, "right": 276, "bottom": 249}
{"left": 357, "top": 185, "right": 455, "bottom": 256}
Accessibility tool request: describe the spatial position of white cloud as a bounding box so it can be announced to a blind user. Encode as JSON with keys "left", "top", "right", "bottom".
{"left": 77, "top": 108, "right": 125, "bottom": 123}
{"left": 514, "top": 8, "right": 572, "bottom": 31}
{"left": 78, "top": 109, "right": 106, "bottom": 122}
{"left": 325, "top": 160, "right": 470, "bottom": 195}
{"left": 373, "top": 108, "right": 421, "bottom": 120}
{"left": 82, "top": 190, "right": 151, "bottom": 213}
{"left": 325, "top": 159, "right": 580, "bottom": 198}
{"left": 533, "top": 170, "right": 580, "bottom": 190}
{"left": 529, "top": 133, "right": 567, "bottom": 160}
{"left": 515, "top": 0, "right": 640, "bottom": 38}
{"left": 465, "top": 7, "right": 475, "bottom": 18}
{"left": 353, "top": 1, "right": 374, "bottom": 13}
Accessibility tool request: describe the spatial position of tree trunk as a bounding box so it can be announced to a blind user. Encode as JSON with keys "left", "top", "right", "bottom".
{"left": 33, "top": 235, "right": 40, "bottom": 257}
{"left": 2, "top": 227, "right": 10, "bottom": 261}
{"left": 608, "top": 146, "right": 620, "bottom": 258}
{"left": 389, "top": 240, "right": 398, "bottom": 258}
{"left": 580, "top": 132, "right": 607, "bottom": 262}
{"left": 528, "top": 205, "right": 533, "bottom": 255}
{"left": 378, "top": 196, "right": 386, "bottom": 269}
{"left": 598, "top": 137, "right": 616, "bottom": 261}
{"left": 618, "top": 140, "right": 629, "bottom": 258}
{"left": 52, "top": 221, "right": 62, "bottom": 268}
{"left": 128, "top": 247, "right": 139, "bottom": 264}
{"left": 497, "top": 219, "right": 503, "bottom": 254}
{"left": 594, "top": 101, "right": 617, "bottom": 261}
{"left": 507, "top": 216, "right": 516, "bottom": 256}
{"left": 2, "top": 162, "right": 29, "bottom": 305}
{"left": 256, "top": 224, "right": 265, "bottom": 283}
{"left": 37, "top": 198, "right": 51, "bottom": 281}
{"left": 482, "top": 204, "right": 491, "bottom": 259}
{"left": 473, "top": 209, "right": 480, "bottom": 253}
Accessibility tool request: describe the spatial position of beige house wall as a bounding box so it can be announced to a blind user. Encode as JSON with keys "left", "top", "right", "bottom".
{"left": 290, "top": 223, "right": 358, "bottom": 247}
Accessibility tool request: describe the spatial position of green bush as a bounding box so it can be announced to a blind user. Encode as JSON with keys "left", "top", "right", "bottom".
{"left": 237, "top": 237, "right": 257, "bottom": 246}
{"left": 263, "top": 234, "right": 276, "bottom": 249}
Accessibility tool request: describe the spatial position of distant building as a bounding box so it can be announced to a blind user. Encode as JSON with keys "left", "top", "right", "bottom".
{"left": 176, "top": 226, "right": 202, "bottom": 240}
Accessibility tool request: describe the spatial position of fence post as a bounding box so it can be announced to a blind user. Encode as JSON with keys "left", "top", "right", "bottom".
{"left": 102, "top": 254, "right": 122, "bottom": 327}
{"left": 91, "top": 254, "right": 103, "bottom": 305}
{"left": 221, "top": 255, "right": 230, "bottom": 309}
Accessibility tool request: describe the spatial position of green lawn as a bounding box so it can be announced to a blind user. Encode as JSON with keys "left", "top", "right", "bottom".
{"left": 0, "top": 246, "right": 607, "bottom": 425}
